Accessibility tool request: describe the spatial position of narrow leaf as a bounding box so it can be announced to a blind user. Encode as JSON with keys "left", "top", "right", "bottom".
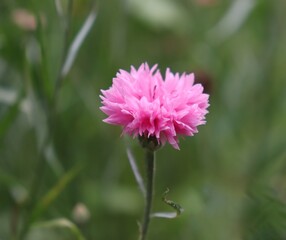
{"left": 0, "top": 91, "right": 22, "bottom": 138}
{"left": 29, "top": 218, "right": 85, "bottom": 240}
{"left": 31, "top": 165, "right": 82, "bottom": 221}
{"left": 61, "top": 5, "right": 97, "bottom": 77}
{"left": 54, "top": 0, "right": 64, "bottom": 16}
{"left": 152, "top": 188, "right": 184, "bottom": 219}
{"left": 208, "top": 0, "right": 256, "bottom": 41}
{"left": 151, "top": 212, "right": 177, "bottom": 219}
{"left": 126, "top": 147, "right": 146, "bottom": 197}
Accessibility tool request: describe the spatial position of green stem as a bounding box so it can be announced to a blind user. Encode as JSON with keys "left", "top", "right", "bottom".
{"left": 17, "top": 145, "right": 48, "bottom": 240}
{"left": 140, "top": 150, "right": 155, "bottom": 240}
{"left": 53, "top": 0, "right": 74, "bottom": 105}
{"left": 17, "top": 2, "right": 74, "bottom": 239}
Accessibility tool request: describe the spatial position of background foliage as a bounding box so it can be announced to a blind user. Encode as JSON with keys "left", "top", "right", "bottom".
{"left": 1, "top": 0, "right": 286, "bottom": 239}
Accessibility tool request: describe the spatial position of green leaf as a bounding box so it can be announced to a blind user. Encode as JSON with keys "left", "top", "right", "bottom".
{"left": 208, "top": 0, "right": 256, "bottom": 41}
{"left": 126, "top": 147, "right": 146, "bottom": 197}
{"left": 26, "top": 218, "right": 85, "bottom": 240}
{"left": 152, "top": 188, "right": 184, "bottom": 219}
{"left": 126, "top": 0, "right": 188, "bottom": 31}
{"left": 0, "top": 168, "right": 28, "bottom": 204}
{"left": 0, "top": 90, "right": 23, "bottom": 138}
{"left": 30, "top": 165, "right": 83, "bottom": 221}
{"left": 60, "top": 4, "right": 97, "bottom": 78}
{"left": 151, "top": 212, "right": 177, "bottom": 219}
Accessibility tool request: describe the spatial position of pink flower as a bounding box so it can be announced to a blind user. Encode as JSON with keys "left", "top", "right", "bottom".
{"left": 100, "top": 63, "right": 209, "bottom": 149}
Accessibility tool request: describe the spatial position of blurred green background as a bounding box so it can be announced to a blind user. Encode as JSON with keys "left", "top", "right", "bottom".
{"left": 1, "top": 0, "right": 286, "bottom": 239}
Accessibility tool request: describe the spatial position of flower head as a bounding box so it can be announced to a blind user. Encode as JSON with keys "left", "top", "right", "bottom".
{"left": 100, "top": 63, "right": 209, "bottom": 149}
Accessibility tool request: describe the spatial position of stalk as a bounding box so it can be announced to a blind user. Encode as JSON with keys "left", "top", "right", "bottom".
{"left": 139, "top": 150, "right": 155, "bottom": 240}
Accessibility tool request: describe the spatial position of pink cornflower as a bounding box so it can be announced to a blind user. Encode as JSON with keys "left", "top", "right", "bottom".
{"left": 100, "top": 63, "right": 209, "bottom": 149}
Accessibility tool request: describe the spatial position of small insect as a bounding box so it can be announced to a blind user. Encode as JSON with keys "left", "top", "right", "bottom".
{"left": 162, "top": 188, "right": 184, "bottom": 216}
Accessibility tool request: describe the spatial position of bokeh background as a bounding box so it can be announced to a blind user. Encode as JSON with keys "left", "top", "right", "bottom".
{"left": 1, "top": 0, "right": 286, "bottom": 239}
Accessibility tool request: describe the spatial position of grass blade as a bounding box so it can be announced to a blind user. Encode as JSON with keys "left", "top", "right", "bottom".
{"left": 28, "top": 218, "right": 85, "bottom": 240}
{"left": 61, "top": 4, "right": 97, "bottom": 77}
{"left": 30, "top": 165, "right": 83, "bottom": 222}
